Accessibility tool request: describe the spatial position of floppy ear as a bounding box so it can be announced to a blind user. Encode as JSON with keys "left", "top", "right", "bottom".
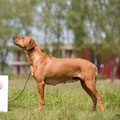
{"left": 26, "top": 38, "right": 35, "bottom": 50}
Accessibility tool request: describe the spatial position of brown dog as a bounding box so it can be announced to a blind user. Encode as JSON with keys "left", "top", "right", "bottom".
{"left": 13, "top": 36, "right": 104, "bottom": 112}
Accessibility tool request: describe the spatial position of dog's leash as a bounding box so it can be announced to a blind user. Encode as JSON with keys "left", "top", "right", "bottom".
{"left": 8, "top": 72, "right": 31, "bottom": 103}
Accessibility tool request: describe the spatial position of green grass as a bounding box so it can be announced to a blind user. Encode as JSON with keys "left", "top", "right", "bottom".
{"left": 0, "top": 77, "right": 120, "bottom": 120}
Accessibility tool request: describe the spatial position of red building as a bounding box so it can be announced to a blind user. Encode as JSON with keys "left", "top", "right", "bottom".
{"left": 76, "top": 49, "right": 120, "bottom": 79}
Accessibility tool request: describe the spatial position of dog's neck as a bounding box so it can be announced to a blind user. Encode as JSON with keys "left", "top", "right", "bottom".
{"left": 25, "top": 45, "right": 45, "bottom": 65}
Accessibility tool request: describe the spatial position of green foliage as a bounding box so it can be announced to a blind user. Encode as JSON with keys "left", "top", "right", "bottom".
{"left": 0, "top": 0, "right": 38, "bottom": 74}
{"left": 66, "top": 0, "right": 120, "bottom": 60}
{"left": 66, "top": 0, "right": 87, "bottom": 49}
{"left": 3, "top": 72, "right": 14, "bottom": 79}
{"left": 36, "top": 0, "right": 67, "bottom": 57}
{"left": 98, "top": 74, "right": 107, "bottom": 80}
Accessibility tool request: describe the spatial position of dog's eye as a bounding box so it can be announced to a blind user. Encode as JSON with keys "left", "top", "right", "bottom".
{"left": 22, "top": 37, "right": 24, "bottom": 39}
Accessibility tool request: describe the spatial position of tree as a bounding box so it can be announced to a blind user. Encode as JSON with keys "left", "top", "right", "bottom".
{"left": 0, "top": 0, "right": 38, "bottom": 74}
{"left": 50, "top": 0, "right": 67, "bottom": 57}
{"left": 36, "top": 0, "right": 67, "bottom": 57}
{"left": 97, "top": 0, "right": 120, "bottom": 81}
{"left": 66, "top": 0, "right": 88, "bottom": 50}
{"left": 35, "top": 0, "right": 53, "bottom": 54}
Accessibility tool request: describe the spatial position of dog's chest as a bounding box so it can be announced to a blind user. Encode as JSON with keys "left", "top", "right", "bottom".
{"left": 30, "top": 65, "right": 34, "bottom": 76}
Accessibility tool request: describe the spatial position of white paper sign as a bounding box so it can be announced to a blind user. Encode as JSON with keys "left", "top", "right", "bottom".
{"left": 0, "top": 75, "right": 8, "bottom": 112}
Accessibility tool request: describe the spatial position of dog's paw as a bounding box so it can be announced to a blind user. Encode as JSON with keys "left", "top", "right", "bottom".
{"left": 34, "top": 108, "right": 41, "bottom": 112}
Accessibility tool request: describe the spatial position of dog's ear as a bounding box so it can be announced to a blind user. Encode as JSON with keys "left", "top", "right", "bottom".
{"left": 26, "top": 38, "right": 35, "bottom": 50}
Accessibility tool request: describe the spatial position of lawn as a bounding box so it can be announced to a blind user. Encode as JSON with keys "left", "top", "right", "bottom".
{"left": 0, "top": 77, "right": 120, "bottom": 120}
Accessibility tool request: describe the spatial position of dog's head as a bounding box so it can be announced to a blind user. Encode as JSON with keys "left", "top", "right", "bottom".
{"left": 13, "top": 36, "right": 36, "bottom": 51}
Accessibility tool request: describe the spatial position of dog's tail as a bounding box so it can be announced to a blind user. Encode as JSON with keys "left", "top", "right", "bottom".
{"left": 94, "top": 66, "right": 98, "bottom": 83}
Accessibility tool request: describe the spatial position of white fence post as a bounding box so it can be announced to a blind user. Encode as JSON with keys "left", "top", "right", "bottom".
{"left": 0, "top": 75, "right": 8, "bottom": 112}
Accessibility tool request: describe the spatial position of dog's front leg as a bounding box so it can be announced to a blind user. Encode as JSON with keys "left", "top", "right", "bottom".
{"left": 34, "top": 82, "right": 45, "bottom": 111}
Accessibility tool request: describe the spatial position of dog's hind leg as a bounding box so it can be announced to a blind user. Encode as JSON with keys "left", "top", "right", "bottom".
{"left": 80, "top": 80, "right": 97, "bottom": 111}
{"left": 80, "top": 79, "right": 104, "bottom": 112}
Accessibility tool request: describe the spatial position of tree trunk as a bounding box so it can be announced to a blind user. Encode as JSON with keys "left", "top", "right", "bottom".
{"left": 111, "top": 57, "right": 119, "bottom": 82}
{"left": 0, "top": 66, "right": 4, "bottom": 74}
{"left": 0, "top": 51, "right": 7, "bottom": 75}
